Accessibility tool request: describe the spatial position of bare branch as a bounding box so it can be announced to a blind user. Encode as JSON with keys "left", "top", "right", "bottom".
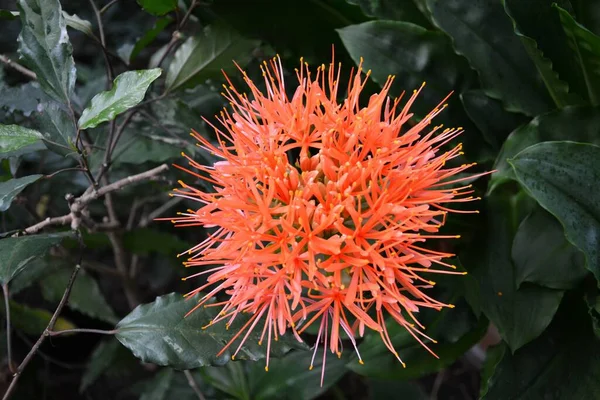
{"left": 183, "top": 370, "right": 207, "bottom": 400}
{"left": 2, "top": 284, "right": 13, "bottom": 374}
{"left": 0, "top": 55, "right": 36, "bottom": 80}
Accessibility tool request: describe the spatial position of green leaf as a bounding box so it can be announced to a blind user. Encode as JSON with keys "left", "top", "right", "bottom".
{"left": 555, "top": 5, "right": 600, "bottom": 106}
{"left": 510, "top": 141, "right": 600, "bottom": 282}
{"left": 137, "top": 0, "right": 177, "bottom": 16}
{"left": 37, "top": 101, "right": 77, "bottom": 148}
{"left": 0, "top": 81, "right": 51, "bottom": 117}
{"left": 368, "top": 379, "right": 428, "bottom": 400}
{"left": 40, "top": 267, "right": 118, "bottom": 324}
{"left": 17, "top": 0, "right": 76, "bottom": 104}
{"left": 80, "top": 339, "right": 121, "bottom": 392}
{"left": 0, "top": 124, "right": 44, "bottom": 160}
{"left": 247, "top": 350, "right": 350, "bottom": 400}
{"left": 0, "top": 174, "right": 43, "bottom": 212}
{"left": 78, "top": 68, "right": 162, "bottom": 130}
{"left": 115, "top": 293, "right": 307, "bottom": 370}
{"left": 165, "top": 24, "right": 259, "bottom": 92}
{"left": 489, "top": 106, "right": 600, "bottom": 194}
{"left": 0, "top": 232, "right": 73, "bottom": 285}
{"left": 101, "top": 128, "right": 184, "bottom": 166}
{"left": 0, "top": 10, "right": 19, "bottom": 20}
{"left": 461, "top": 193, "right": 564, "bottom": 352}
{"left": 123, "top": 228, "right": 189, "bottom": 256}
{"left": 140, "top": 368, "right": 175, "bottom": 400}
{"left": 503, "top": 0, "right": 586, "bottom": 107}
{"left": 63, "top": 12, "right": 94, "bottom": 38}
{"left": 460, "top": 90, "right": 528, "bottom": 150}
{"left": 512, "top": 206, "right": 587, "bottom": 289}
{"left": 130, "top": 16, "right": 173, "bottom": 62}
{"left": 10, "top": 257, "right": 62, "bottom": 295}
{"left": 345, "top": 0, "right": 431, "bottom": 26}
{"left": 3, "top": 300, "right": 75, "bottom": 335}
{"left": 202, "top": 362, "right": 250, "bottom": 400}
{"left": 479, "top": 344, "right": 506, "bottom": 398}
{"left": 425, "top": 0, "right": 553, "bottom": 116}
{"left": 483, "top": 298, "right": 600, "bottom": 399}
{"left": 347, "top": 309, "right": 488, "bottom": 379}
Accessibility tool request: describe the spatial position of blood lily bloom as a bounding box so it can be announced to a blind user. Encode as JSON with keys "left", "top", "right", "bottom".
{"left": 168, "top": 55, "right": 482, "bottom": 384}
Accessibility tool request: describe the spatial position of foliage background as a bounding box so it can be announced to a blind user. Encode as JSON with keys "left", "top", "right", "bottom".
{"left": 1, "top": 0, "right": 600, "bottom": 399}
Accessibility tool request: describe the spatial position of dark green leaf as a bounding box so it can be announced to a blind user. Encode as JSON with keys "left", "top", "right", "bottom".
{"left": 10, "top": 257, "right": 62, "bottom": 295}
{"left": 489, "top": 106, "right": 600, "bottom": 194}
{"left": 140, "top": 368, "right": 175, "bottom": 400}
{"left": 17, "top": 0, "right": 76, "bottom": 104}
{"left": 78, "top": 69, "right": 162, "bottom": 129}
{"left": 346, "top": 0, "right": 431, "bottom": 26}
{"left": 202, "top": 362, "right": 250, "bottom": 400}
{"left": 460, "top": 90, "right": 528, "bottom": 150}
{"left": 40, "top": 267, "right": 118, "bottom": 324}
{"left": 137, "top": 0, "right": 177, "bottom": 16}
{"left": 80, "top": 339, "right": 121, "bottom": 392}
{"left": 0, "top": 232, "right": 73, "bottom": 285}
{"left": 248, "top": 350, "right": 350, "bottom": 400}
{"left": 165, "top": 24, "right": 259, "bottom": 92}
{"left": 504, "top": 0, "right": 586, "bottom": 107}
{"left": 483, "top": 298, "right": 600, "bottom": 399}
{"left": 106, "top": 129, "right": 184, "bottom": 166}
{"left": 347, "top": 310, "right": 488, "bottom": 379}
{"left": 0, "top": 174, "right": 42, "bottom": 212}
{"left": 37, "top": 101, "right": 77, "bottom": 148}
{"left": 555, "top": 5, "right": 600, "bottom": 106}
{"left": 510, "top": 141, "right": 600, "bottom": 282}
{"left": 115, "top": 293, "right": 307, "bottom": 370}
{"left": 3, "top": 300, "right": 75, "bottom": 335}
{"left": 0, "top": 10, "right": 19, "bottom": 20}
{"left": 573, "top": 0, "right": 600, "bottom": 36}
{"left": 479, "top": 344, "right": 506, "bottom": 398}
{"left": 0, "top": 81, "right": 51, "bottom": 117}
{"left": 130, "top": 17, "right": 173, "bottom": 62}
{"left": 461, "top": 193, "right": 564, "bottom": 352}
{"left": 426, "top": 0, "right": 553, "bottom": 116}
{"left": 368, "top": 379, "right": 428, "bottom": 400}
{"left": 512, "top": 206, "right": 587, "bottom": 289}
{"left": 0, "top": 124, "right": 44, "bottom": 160}
{"left": 123, "top": 229, "right": 189, "bottom": 256}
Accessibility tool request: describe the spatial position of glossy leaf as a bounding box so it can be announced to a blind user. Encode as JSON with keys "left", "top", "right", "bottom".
{"left": 461, "top": 194, "right": 564, "bottom": 352}
{"left": 483, "top": 300, "right": 600, "bottom": 399}
{"left": 10, "top": 257, "right": 61, "bottom": 295}
{"left": 202, "top": 362, "right": 250, "bottom": 400}
{"left": 80, "top": 339, "right": 121, "bottom": 392}
{"left": 37, "top": 101, "right": 77, "bottom": 148}
{"left": 425, "top": 0, "right": 553, "bottom": 116}
{"left": 41, "top": 267, "right": 118, "bottom": 324}
{"left": 510, "top": 142, "right": 600, "bottom": 282}
{"left": 512, "top": 206, "right": 587, "bottom": 289}
{"left": 137, "top": 0, "right": 177, "bottom": 16}
{"left": 140, "top": 368, "right": 175, "bottom": 400}
{"left": 0, "top": 174, "right": 43, "bottom": 212}
{"left": 0, "top": 124, "right": 44, "bottom": 159}
{"left": 165, "top": 24, "right": 258, "bottom": 92}
{"left": 78, "top": 68, "right": 162, "bottom": 129}
{"left": 489, "top": 106, "right": 600, "bottom": 193}
{"left": 0, "top": 232, "right": 73, "bottom": 285}
{"left": 556, "top": 5, "right": 600, "bottom": 106}
{"left": 17, "top": 0, "right": 76, "bottom": 104}
{"left": 115, "top": 293, "right": 307, "bottom": 370}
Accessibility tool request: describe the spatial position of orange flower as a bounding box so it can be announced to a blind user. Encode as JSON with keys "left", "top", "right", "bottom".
{"left": 169, "top": 55, "right": 482, "bottom": 384}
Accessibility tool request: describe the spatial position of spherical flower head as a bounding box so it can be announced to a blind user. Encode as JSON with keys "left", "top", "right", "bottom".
{"left": 169, "top": 55, "right": 482, "bottom": 384}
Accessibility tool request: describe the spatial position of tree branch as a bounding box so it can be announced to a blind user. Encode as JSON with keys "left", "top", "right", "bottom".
{"left": 18, "top": 164, "right": 169, "bottom": 235}
{"left": 2, "top": 284, "right": 13, "bottom": 374}
{"left": 2, "top": 264, "right": 82, "bottom": 400}
{"left": 0, "top": 55, "right": 36, "bottom": 80}
{"left": 183, "top": 370, "right": 207, "bottom": 400}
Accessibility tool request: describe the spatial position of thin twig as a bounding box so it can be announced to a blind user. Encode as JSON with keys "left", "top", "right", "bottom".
{"left": 100, "top": 0, "right": 119, "bottom": 14}
{"left": 183, "top": 370, "right": 207, "bottom": 400}
{"left": 0, "top": 55, "right": 36, "bottom": 80}
{"left": 2, "top": 284, "right": 13, "bottom": 374}
{"left": 157, "top": 0, "right": 199, "bottom": 70}
{"left": 47, "top": 328, "right": 117, "bottom": 337}
{"left": 140, "top": 196, "right": 183, "bottom": 227}
{"left": 88, "top": 0, "right": 114, "bottom": 83}
{"left": 18, "top": 164, "right": 169, "bottom": 235}
{"left": 2, "top": 263, "right": 82, "bottom": 400}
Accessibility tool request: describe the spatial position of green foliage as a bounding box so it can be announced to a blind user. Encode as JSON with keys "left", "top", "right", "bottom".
{"left": 3, "top": 0, "right": 600, "bottom": 398}
{"left": 115, "top": 293, "right": 307, "bottom": 369}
